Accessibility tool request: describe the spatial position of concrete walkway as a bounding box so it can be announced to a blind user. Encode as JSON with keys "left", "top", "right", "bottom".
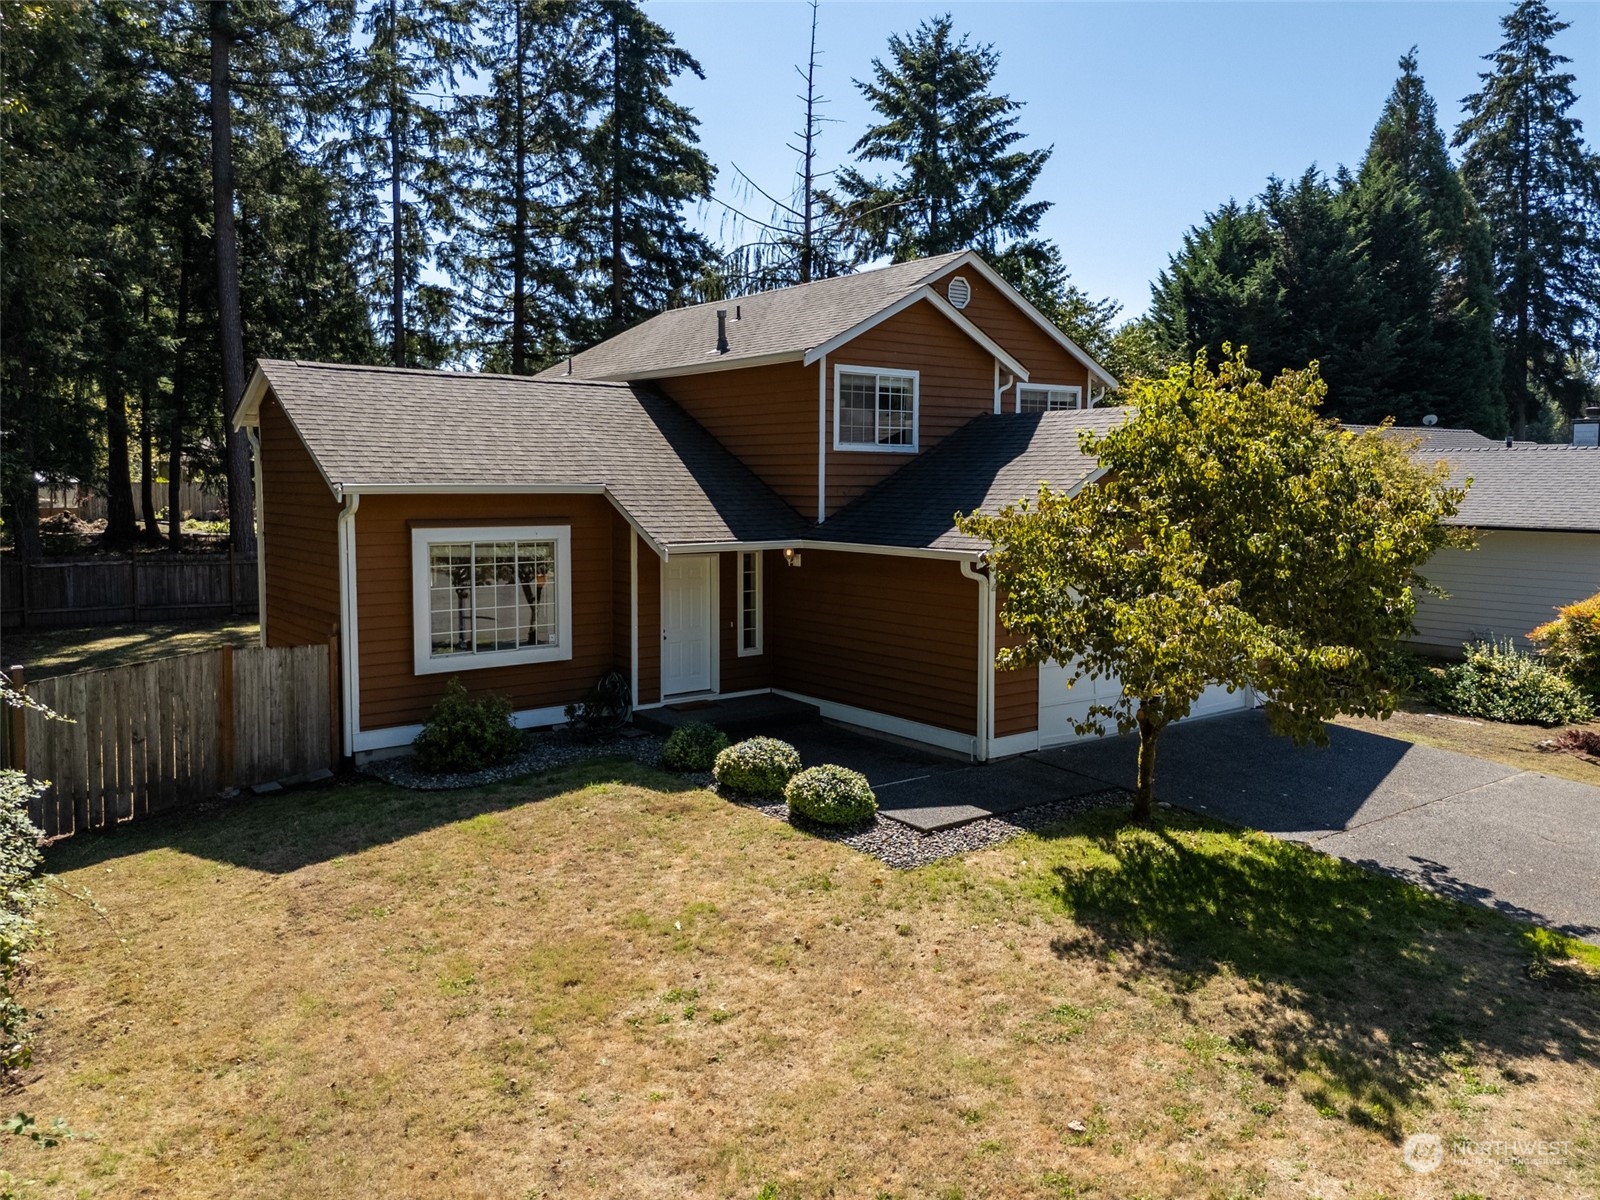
{"left": 1033, "top": 710, "right": 1600, "bottom": 941}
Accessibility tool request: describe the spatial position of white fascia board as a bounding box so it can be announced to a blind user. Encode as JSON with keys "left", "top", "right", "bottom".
{"left": 586, "top": 350, "right": 805, "bottom": 383}
{"left": 233, "top": 365, "right": 272, "bottom": 429}
{"left": 338, "top": 482, "right": 609, "bottom": 495}
{"left": 801, "top": 287, "right": 1030, "bottom": 381}
{"left": 924, "top": 253, "right": 1121, "bottom": 389}
{"left": 663, "top": 538, "right": 979, "bottom": 562}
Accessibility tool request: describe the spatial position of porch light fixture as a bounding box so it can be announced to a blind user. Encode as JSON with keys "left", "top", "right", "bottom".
{"left": 783, "top": 548, "right": 801, "bottom": 567}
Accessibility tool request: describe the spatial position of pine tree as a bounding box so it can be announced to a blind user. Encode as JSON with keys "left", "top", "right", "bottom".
{"left": 450, "top": 0, "right": 601, "bottom": 372}
{"left": 829, "top": 14, "right": 1050, "bottom": 268}
{"left": 1149, "top": 200, "right": 1277, "bottom": 369}
{"left": 1342, "top": 50, "right": 1502, "bottom": 432}
{"left": 1455, "top": 0, "right": 1600, "bottom": 437}
{"left": 577, "top": 0, "right": 714, "bottom": 339}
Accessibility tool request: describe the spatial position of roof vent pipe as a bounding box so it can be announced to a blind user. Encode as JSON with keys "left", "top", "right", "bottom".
{"left": 1505, "top": 434, "right": 1514, "bottom": 448}
{"left": 734, "top": 304, "right": 741, "bottom": 321}
{"left": 715, "top": 309, "right": 729, "bottom": 354}
{"left": 565, "top": 357, "right": 573, "bottom": 376}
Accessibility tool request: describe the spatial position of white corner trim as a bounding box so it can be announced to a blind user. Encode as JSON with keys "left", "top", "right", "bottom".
{"left": 833, "top": 363, "right": 920, "bottom": 454}
{"left": 989, "top": 730, "right": 1040, "bottom": 758}
{"left": 409, "top": 525, "right": 575, "bottom": 676}
{"left": 353, "top": 703, "right": 571, "bottom": 757}
{"left": 802, "top": 285, "right": 1029, "bottom": 381}
{"left": 960, "top": 558, "right": 996, "bottom": 762}
{"left": 772, "top": 688, "right": 977, "bottom": 759}
{"left": 923, "top": 252, "right": 1120, "bottom": 389}
{"left": 246, "top": 426, "right": 267, "bottom": 648}
{"left": 337, "top": 492, "right": 362, "bottom": 758}
{"left": 630, "top": 528, "right": 640, "bottom": 708}
{"left": 816, "top": 353, "right": 828, "bottom": 522}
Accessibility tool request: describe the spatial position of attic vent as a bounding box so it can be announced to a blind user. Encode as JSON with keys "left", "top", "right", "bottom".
{"left": 946, "top": 275, "right": 972, "bottom": 309}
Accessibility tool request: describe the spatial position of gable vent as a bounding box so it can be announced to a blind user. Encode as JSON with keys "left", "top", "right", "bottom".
{"left": 946, "top": 275, "right": 972, "bottom": 309}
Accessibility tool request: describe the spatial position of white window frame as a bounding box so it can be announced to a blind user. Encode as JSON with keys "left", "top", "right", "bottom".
{"left": 410, "top": 524, "right": 574, "bottom": 676}
{"left": 833, "top": 364, "right": 920, "bottom": 453}
{"left": 1016, "top": 383, "right": 1083, "bottom": 413}
{"left": 737, "top": 550, "right": 763, "bottom": 657}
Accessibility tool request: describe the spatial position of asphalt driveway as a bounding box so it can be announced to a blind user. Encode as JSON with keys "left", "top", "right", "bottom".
{"left": 1033, "top": 709, "right": 1600, "bottom": 942}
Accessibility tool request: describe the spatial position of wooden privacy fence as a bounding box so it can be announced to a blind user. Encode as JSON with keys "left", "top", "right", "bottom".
{"left": 0, "top": 553, "right": 258, "bottom": 628}
{"left": 3, "top": 641, "right": 337, "bottom": 838}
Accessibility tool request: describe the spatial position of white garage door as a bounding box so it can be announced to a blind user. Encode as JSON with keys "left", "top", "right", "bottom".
{"left": 1037, "top": 660, "right": 1256, "bottom": 747}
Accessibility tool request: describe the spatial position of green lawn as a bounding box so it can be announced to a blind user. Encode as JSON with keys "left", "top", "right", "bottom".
{"left": 9, "top": 761, "right": 1599, "bottom": 1198}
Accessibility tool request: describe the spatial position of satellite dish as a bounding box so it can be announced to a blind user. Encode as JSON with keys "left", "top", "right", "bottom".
{"left": 1421, "top": 414, "right": 1439, "bottom": 426}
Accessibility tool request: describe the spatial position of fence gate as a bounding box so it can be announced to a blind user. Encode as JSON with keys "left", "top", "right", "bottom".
{"left": 4, "top": 641, "right": 336, "bottom": 838}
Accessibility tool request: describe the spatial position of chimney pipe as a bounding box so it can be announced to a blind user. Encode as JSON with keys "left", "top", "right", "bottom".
{"left": 715, "top": 309, "right": 729, "bottom": 354}
{"left": 565, "top": 356, "right": 573, "bottom": 376}
{"left": 734, "top": 304, "right": 742, "bottom": 321}
{"left": 1505, "top": 434, "right": 1514, "bottom": 448}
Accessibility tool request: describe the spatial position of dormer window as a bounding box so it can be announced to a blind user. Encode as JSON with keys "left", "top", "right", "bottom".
{"left": 1018, "top": 384, "right": 1082, "bottom": 413}
{"left": 835, "top": 366, "right": 919, "bottom": 453}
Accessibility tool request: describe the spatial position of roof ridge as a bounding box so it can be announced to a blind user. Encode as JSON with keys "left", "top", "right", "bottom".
{"left": 273, "top": 359, "right": 635, "bottom": 388}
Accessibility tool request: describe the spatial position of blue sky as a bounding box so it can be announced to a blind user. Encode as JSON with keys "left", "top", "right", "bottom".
{"left": 648, "top": 1, "right": 1599, "bottom": 320}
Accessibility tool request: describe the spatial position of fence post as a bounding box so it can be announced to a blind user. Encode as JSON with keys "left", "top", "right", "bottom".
{"left": 218, "top": 645, "right": 235, "bottom": 788}
{"left": 129, "top": 554, "right": 140, "bottom": 622}
{"left": 326, "top": 634, "right": 340, "bottom": 766}
{"left": 5, "top": 666, "right": 25, "bottom": 774}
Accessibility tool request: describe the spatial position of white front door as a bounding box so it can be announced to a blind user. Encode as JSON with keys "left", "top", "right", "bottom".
{"left": 662, "top": 555, "right": 715, "bottom": 696}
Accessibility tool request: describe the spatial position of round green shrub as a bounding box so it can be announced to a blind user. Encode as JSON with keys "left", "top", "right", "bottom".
{"left": 785, "top": 764, "right": 877, "bottom": 826}
{"left": 1439, "top": 639, "right": 1595, "bottom": 726}
{"left": 412, "top": 678, "right": 522, "bottom": 774}
{"left": 661, "top": 721, "right": 729, "bottom": 772}
{"left": 713, "top": 737, "right": 802, "bottom": 798}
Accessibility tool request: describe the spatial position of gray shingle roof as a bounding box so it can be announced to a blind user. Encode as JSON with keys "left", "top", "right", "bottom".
{"left": 818, "top": 408, "right": 1129, "bottom": 552}
{"left": 1433, "top": 445, "right": 1600, "bottom": 533}
{"left": 255, "top": 359, "right": 807, "bottom": 549}
{"left": 540, "top": 252, "right": 971, "bottom": 381}
{"left": 1342, "top": 424, "right": 1500, "bottom": 450}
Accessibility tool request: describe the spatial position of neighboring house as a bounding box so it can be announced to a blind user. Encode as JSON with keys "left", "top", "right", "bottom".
{"left": 1412, "top": 444, "right": 1600, "bottom": 652}
{"left": 237, "top": 249, "right": 1224, "bottom": 764}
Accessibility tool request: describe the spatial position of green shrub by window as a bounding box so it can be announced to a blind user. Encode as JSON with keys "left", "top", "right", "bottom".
{"left": 785, "top": 764, "right": 877, "bottom": 826}
{"left": 661, "top": 722, "right": 729, "bottom": 772}
{"left": 1530, "top": 590, "right": 1600, "bottom": 698}
{"left": 411, "top": 678, "right": 522, "bottom": 773}
{"left": 712, "top": 737, "right": 801, "bottom": 798}
{"left": 1438, "top": 640, "right": 1595, "bottom": 726}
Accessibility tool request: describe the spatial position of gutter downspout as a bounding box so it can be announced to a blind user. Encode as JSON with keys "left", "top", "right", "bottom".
{"left": 336, "top": 490, "right": 361, "bottom": 760}
{"left": 960, "top": 557, "right": 996, "bottom": 762}
{"left": 816, "top": 354, "right": 827, "bottom": 522}
{"left": 997, "top": 371, "right": 1016, "bottom": 414}
{"left": 246, "top": 426, "right": 267, "bottom": 647}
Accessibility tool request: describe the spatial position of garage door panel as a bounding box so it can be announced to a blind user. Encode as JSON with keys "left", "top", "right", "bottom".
{"left": 1038, "top": 660, "right": 1254, "bottom": 747}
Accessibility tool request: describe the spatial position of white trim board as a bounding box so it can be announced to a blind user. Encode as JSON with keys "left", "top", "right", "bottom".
{"left": 772, "top": 689, "right": 977, "bottom": 758}
{"left": 353, "top": 703, "right": 571, "bottom": 759}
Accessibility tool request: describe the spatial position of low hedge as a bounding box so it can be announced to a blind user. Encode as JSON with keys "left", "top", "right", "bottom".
{"left": 412, "top": 678, "right": 522, "bottom": 773}
{"left": 785, "top": 764, "right": 877, "bottom": 826}
{"left": 662, "top": 721, "right": 729, "bottom": 772}
{"left": 712, "top": 737, "right": 801, "bottom": 798}
{"left": 1438, "top": 640, "right": 1594, "bottom": 727}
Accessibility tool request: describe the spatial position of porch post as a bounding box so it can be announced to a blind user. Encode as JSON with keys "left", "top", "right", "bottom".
{"left": 630, "top": 528, "right": 639, "bottom": 710}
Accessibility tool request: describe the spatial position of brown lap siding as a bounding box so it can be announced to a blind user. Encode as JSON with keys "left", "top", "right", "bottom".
{"left": 353, "top": 493, "right": 618, "bottom": 731}
{"left": 259, "top": 394, "right": 341, "bottom": 647}
{"left": 951, "top": 271, "right": 1090, "bottom": 394}
{"left": 767, "top": 549, "right": 979, "bottom": 734}
{"left": 717, "top": 549, "right": 772, "bottom": 694}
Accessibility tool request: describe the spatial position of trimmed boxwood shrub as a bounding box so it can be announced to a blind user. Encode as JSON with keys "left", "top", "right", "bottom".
{"left": 661, "top": 721, "right": 729, "bottom": 772}
{"left": 713, "top": 737, "right": 801, "bottom": 798}
{"left": 785, "top": 764, "right": 877, "bottom": 826}
{"left": 412, "top": 678, "right": 522, "bottom": 773}
{"left": 1439, "top": 640, "right": 1595, "bottom": 727}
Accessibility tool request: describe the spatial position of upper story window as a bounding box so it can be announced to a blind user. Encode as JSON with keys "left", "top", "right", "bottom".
{"left": 835, "top": 366, "right": 919, "bottom": 453}
{"left": 1018, "top": 384, "right": 1082, "bottom": 413}
{"left": 410, "top": 525, "right": 573, "bottom": 675}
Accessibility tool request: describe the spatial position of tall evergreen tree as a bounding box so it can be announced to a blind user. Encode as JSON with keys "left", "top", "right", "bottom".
{"left": 1342, "top": 50, "right": 1502, "bottom": 431}
{"left": 829, "top": 14, "right": 1050, "bottom": 274}
{"left": 1455, "top": 0, "right": 1600, "bottom": 436}
{"left": 576, "top": 0, "right": 714, "bottom": 338}
{"left": 1149, "top": 199, "right": 1277, "bottom": 368}
{"left": 450, "top": 0, "right": 600, "bottom": 372}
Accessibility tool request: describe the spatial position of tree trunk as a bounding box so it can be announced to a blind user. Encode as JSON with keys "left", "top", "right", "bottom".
{"left": 387, "top": 0, "right": 406, "bottom": 368}
{"left": 103, "top": 380, "right": 140, "bottom": 543}
{"left": 1133, "top": 707, "right": 1162, "bottom": 822}
{"left": 6, "top": 420, "right": 43, "bottom": 561}
{"left": 139, "top": 386, "right": 159, "bottom": 540}
{"left": 608, "top": 10, "right": 625, "bottom": 334}
{"left": 209, "top": 2, "right": 257, "bottom": 557}
{"left": 168, "top": 233, "right": 192, "bottom": 551}
{"left": 510, "top": 0, "right": 528, "bottom": 374}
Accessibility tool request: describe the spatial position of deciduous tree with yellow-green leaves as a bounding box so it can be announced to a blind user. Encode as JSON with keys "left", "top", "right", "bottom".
{"left": 958, "top": 349, "right": 1469, "bottom": 820}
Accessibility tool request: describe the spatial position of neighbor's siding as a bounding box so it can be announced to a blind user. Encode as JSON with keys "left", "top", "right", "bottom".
{"left": 655, "top": 363, "right": 817, "bottom": 518}
{"left": 717, "top": 549, "right": 773, "bottom": 695}
{"left": 259, "top": 393, "right": 341, "bottom": 647}
{"left": 1412, "top": 530, "right": 1600, "bottom": 652}
{"left": 940, "top": 270, "right": 1092, "bottom": 393}
{"left": 766, "top": 549, "right": 978, "bottom": 734}
{"left": 824, "top": 297, "right": 996, "bottom": 515}
{"left": 352, "top": 493, "right": 617, "bottom": 731}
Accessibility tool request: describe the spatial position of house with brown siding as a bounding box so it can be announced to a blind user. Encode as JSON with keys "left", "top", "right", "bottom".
{"left": 236, "top": 249, "right": 1258, "bottom": 762}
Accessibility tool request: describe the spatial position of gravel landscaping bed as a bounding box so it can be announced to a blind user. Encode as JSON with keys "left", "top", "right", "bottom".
{"left": 361, "top": 728, "right": 668, "bottom": 790}
{"left": 725, "top": 785, "right": 1133, "bottom": 869}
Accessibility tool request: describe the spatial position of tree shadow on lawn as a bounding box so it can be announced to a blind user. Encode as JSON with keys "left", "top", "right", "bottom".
{"left": 1032, "top": 808, "right": 1600, "bottom": 1139}
{"left": 44, "top": 757, "right": 704, "bottom": 876}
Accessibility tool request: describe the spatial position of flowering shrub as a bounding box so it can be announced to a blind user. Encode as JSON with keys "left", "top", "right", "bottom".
{"left": 785, "top": 764, "right": 877, "bottom": 826}
{"left": 713, "top": 737, "right": 801, "bottom": 798}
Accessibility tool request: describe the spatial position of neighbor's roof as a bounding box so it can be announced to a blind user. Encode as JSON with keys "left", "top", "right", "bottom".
{"left": 540, "top": 250, "right": 1115, "bottom": 386}
{"left": 244, "top": 359, "right": 806, "bottom": 550}
{"left": 818, "top": 408, "right": 1128, "bottom": 553}
{"left": 1342, "top": 424, "right": 1501, "bottom": 450}
{"left": 1432, "top": 445, "right": 1600, "bottom": 533}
